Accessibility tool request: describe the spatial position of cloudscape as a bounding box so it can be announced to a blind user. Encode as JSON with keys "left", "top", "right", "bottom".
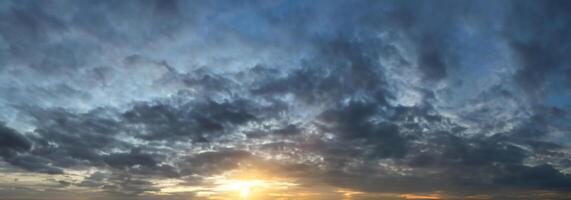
{"left": 0, "top": 0, "right": 570, "bottom": 199}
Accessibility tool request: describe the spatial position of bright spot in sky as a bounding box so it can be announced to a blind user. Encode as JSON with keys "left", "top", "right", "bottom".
{"left": 215, "top": 179, "right": 266, "bottom": 199}
{"left": 239, "top": 183, "right": 250, "bottom": 198}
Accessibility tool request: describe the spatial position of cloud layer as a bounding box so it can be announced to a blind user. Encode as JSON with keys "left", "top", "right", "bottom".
{"left": 0, "top": 0, "right": 570, "bottom": 199}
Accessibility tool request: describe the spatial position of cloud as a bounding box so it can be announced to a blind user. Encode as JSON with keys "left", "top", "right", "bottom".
{"left": 181, "top": 149, "right": 252, "bottom": 175}
{"left": 122, "top": 97, "right": 265, "bottom": 142}
{"left": 400, "top": 194, "right": 440, "bottom": 200}
{"left": 0, "top": 122, "right": 31, "bottom": 155}
{"left": 0, "top": 0, "right": 570, "bottom": 199}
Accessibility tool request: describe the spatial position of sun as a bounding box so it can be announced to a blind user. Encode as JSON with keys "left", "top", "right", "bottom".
{"left": 214, "top": 179, "right": 263, "bottom": 199}
{"left": 239, "top": 183, "right": 251, "bottom": 198}
{"left": 235, "top": 181, "right": 259, "bottom": 199}
{"left": 208, "top": 170, "right": 298, "bottom": 199}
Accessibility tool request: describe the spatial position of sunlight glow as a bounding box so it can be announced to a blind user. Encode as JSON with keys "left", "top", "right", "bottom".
{"left": 217, "top": 179, "right": 264, "bottom": 199}
{"left": 400, "top": 194, "right": 441, "bottom": 199}
{"left": 239, "top": 183, "right": 250, "bottom": 198}
{"left": 150, "top": 169, "right": 304, "bottom": 199}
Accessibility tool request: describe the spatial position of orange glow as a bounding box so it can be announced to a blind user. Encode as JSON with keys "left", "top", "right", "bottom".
{"left": 191, "top": 168, "right": 303, "bottom": 200}
{"left": 151, "top": 167, "right": 451, "bottom": 200}
{"left": 215, "top": 179, "right": 266, "bottom": 199}
{"left": 400, "top": 194, "right": 441, "bottom": 199}
{"left": 336, "top": 189, "right": 365, "bottom": 200}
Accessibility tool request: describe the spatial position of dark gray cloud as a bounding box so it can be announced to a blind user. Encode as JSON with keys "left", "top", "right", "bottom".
{"left": 181, "top": 149, "right": 252, "bottom": 175}
{"left": 0, "top": 122, "right": 31, "bottom": 156}
{"left": 504, "top": 1, "right": 571, "bottom": 97}
{"left": 317, "top": 100, "right": 408, "bottom": 159}
{"left": 0, "top": 0, "right": 570, "bottom": 199}
{"left": 121, "top": 96, "right": 284, "bottom": 142}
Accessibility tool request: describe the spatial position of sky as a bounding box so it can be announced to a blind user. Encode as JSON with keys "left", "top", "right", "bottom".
{"left": 0, "top": 0, "right": 571, "bottom": 199}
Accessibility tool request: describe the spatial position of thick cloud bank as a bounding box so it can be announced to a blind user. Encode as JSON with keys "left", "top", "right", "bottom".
{"left": 0, "top": 0, "right": 570, "bottom": 199}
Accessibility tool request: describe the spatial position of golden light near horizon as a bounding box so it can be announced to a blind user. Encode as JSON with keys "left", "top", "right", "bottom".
{"left": 218, "top": 179, "right": 263, "bottom": 199}
{"left": 240, "top": 185, "right": 250, "bottom": 198}
{"left": 148, "top": 166, "right": 316, "bottom": 200}
{"left": 197, "top": 166, "right": 303, "bottom": 199}
{"left": 150, "top": 167, "right": 405, "bottom": 200}
{"left": 238, "top": 181, "right": 253, "bottom": 198}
